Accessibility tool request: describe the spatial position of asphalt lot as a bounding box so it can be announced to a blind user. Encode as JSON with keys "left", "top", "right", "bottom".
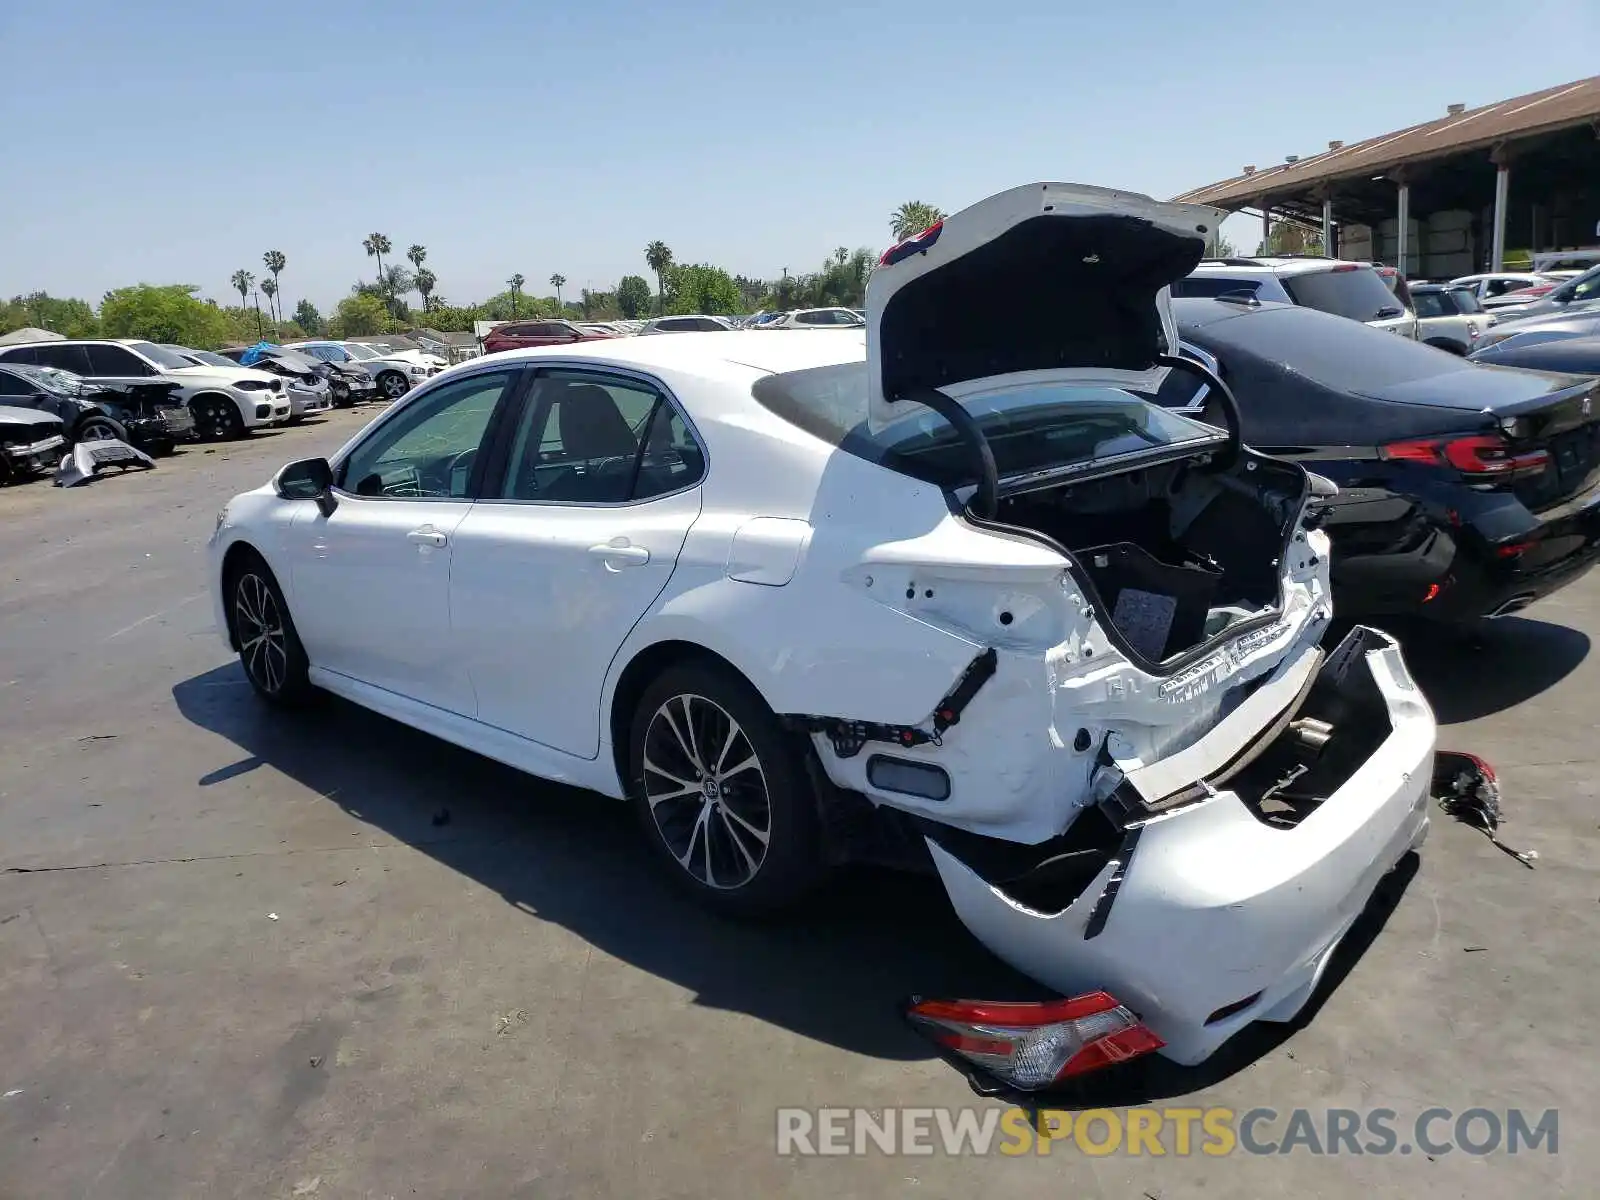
{"left": 1, "top": 409, "right": 1597, "bottom": 1198}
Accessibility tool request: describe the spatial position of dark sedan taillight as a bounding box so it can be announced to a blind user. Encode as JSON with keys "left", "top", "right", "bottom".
{"left": 1382, "top": 433, "right": 1551, "bottom": 480}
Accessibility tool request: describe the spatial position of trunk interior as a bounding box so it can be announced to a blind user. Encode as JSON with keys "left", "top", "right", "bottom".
{"left": 994, "top": 453, "right": 1308, "bottom": 665}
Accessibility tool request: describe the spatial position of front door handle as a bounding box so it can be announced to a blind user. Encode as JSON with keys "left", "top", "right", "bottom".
{"left": 407, "top": 526, "right": 448, "bottom": 548}
{"left": 588, "top": 539, "right": 650, "bottom": 567}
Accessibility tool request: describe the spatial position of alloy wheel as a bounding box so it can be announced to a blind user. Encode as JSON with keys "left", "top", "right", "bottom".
{"left": 196, "top": 398, "right": 233, "bottom": 439}
{"left": 78, "top": 418, "right": 118, "bottom": 442}
{"left": 381, "top": 373, "right": 408, "bottom": 399}
{"left": 234, "top": 573, "right": 288, "bottom": 694}
{"left": 643, "top": 693, "right": 772, "bottom": 890}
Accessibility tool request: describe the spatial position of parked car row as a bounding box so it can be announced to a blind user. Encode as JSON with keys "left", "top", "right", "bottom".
{"left": 0, "top": 336, "right": 420, "bottom": 485}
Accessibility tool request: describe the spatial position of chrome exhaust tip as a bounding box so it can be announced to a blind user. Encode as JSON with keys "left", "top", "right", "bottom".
{"left": 1486, "top": 593, "right": 1536, "bottom": 618}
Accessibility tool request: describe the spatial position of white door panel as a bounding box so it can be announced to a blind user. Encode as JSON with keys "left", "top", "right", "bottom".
{"left": 450, "top": 487, "right": 701, "bottom": 756}
{"left": 288, "top": 498, "right": 476, "bottom": 714}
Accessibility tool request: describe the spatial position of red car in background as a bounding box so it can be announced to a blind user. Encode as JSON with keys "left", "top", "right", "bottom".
{"left": 482, "top": 320, "right": 618, "bottom": 354}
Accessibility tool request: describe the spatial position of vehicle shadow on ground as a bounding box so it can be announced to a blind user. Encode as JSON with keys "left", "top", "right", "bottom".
{"left": 173, "top": 665, "right": 1034, "bottom": 1065}
{"left": 1377, "top": 616, "right": 1590, "bottom": 725}
{"left": 171, "top": 664, "right": 1413, "bottom": 1090}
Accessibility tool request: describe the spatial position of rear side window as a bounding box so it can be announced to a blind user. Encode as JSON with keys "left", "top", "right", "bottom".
{"left": 1412, "top": 292, "right": 1450, "bottom": 319}
{"left": 1448, "top": 289, "right": 1483, "bottom": 314}
{"left": 1283, "top": 267, "right": 1407, "bottom": 322}
{"left": 39, "top": 344, "right": 95, "bottom": 374}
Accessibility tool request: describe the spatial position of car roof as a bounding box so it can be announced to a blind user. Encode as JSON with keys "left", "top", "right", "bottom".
{"left": 475, "top": 327, "right": 865, "bottom": 385}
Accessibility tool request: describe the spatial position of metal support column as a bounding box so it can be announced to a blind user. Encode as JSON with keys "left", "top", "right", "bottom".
{"left": 1491, "top": 165, "right": 1510, "bottom": 272}
{"left": 1322, "top": 198, "right": 1334, "bottom": 258}
{"left": 1396, "top": 184, "right": 1410, "bottom": 276}
{"left": 1261, "top": 206, "right": 1272, "bottom": 254}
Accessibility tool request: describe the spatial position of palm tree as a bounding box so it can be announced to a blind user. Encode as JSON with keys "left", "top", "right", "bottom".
{"left": 407, "top": 244, "right": 427, "bottom": 274}
{"left": 260, "top": 278, "right": 279, "bottom": 334}
{"left": 362, "top": 232, "right": 392, "bottom": 296}
{"left": 644, "top": 241, "right": 673, "bottom": 315}
{"left": 889, "top": 201, "right": 946, "bottom": 242}
{"left": 549, "top": 273, "right": 566, "bottom": 310}
{"left": 230, "top": 269, "right": 255, "bottom": 312}
{"left": 507, "top": 273, "right": 525, "bottom": 318}
{"left": 262, "top": 250, "right": 286, "bottom": 323}
{"left": 415, "top": 268, "right": 436, "bottom": 312}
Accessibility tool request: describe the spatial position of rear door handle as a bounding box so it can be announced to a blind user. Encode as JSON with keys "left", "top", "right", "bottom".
{"left": 588, "top": 540, "right": 650, "bottom": 566}
{"left": 407, "top": 527, "right": 448, "bottom": 548}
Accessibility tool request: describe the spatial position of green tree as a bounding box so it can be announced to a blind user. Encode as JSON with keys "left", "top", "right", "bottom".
{"left": 3, "top": 292, "right": 99, "bottom": 337}
{"left": 100, "top": 285, "right": 235, "bottom": 348}
{"left": 262, "top": 250, "right": 287, "bottom": 322}
{"left": 507, "top": 273, "right": 525, "bottom": 318}
{"left": 616, "top": 274, "right": 652, "bottom": 319}
{"left": 549, "top": 273, "right": 566, "bottom": 309}
{"left": 293, "top": 298, "right": 322, "bottom": 334}
{"left": 1256, "top": 221, "right": 1321, "bottom": 256}
{"left": 663, "top": 263, "right": 741, "bottom": 316}
{"left": 415, "top": 268, "right": 436, "bottom": 311}
{"left": 259, "top": 278, "right": 279, "bottom": 333}
{"left": 330, "top": 293, "right": 389, "bottom": 337}
{"left": 230, "top": 269, "right": 255, "bottom": 310}
{"left": 644, "top": 241, "right": 673, "bottom": 315}
{"left": 407, "top": 244, "right": 427, "bottom": 274}
{"left": 415, "top": 303, "right": 483, "bottom": 332}
{"left": 363, "top": 232, "right": 392, "bottom": 293}
{"left": 890, "top": 201, "right": 945, "bottom": 242}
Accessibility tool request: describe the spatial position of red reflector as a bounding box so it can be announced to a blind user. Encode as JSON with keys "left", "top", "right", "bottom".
{"left": 1422, "top": 583, "right": 1441, "bottom": 602}
{"left": 905, "top": 993, "right": 1164, "bottom": 1090}
{"left": 1495, "top": 540, "right": 1538, "bottom": 558}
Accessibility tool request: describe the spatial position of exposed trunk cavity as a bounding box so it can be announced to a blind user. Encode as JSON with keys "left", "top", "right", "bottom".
{"left": 992, "top": 453, "right": 1308, "bottom": 666}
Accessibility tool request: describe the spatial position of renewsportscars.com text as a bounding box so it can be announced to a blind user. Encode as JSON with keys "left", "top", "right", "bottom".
{"left": 775, "top": 1106, "right": 1559, "bottom": 1157}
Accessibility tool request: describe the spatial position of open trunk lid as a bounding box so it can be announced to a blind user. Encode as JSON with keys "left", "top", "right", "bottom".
{"left": 866, "top": 183, "right": 1225, "bottom": 432}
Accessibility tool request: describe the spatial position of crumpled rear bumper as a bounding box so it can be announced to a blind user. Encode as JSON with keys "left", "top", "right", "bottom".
{"left": 927, "top": 627, "right": 1436, "bottom": 1066}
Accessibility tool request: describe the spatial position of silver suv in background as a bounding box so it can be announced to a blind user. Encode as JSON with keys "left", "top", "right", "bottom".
{"left": 1174, "top": 257, "right": 1418, "bottom": 339}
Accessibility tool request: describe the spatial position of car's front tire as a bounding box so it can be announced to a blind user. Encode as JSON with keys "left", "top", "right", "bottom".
{"left": 628, "top": 661, "right": 824, "bottom": 916}
{"left": 191, "top": 394, "right": 245, "bottom": 441}
{"left": 377, "top": 371, "right": 410, "bottom": 400}
{"left": 227, "top": 554, "right": 312, "bottom": 706}
{"left": 74, "top": 413, "right": 128, "bottom": 444}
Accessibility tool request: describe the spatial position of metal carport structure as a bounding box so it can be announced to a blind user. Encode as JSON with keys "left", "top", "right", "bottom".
{"left": 1173, "top": 75, "right": 1600, "bottom": 278}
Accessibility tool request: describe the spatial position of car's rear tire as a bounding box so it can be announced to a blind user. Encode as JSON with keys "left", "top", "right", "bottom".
{"left": 226, "top": 553, "right": 313, "bottom": 706}
{"left": 191, "top": 394, "right": 245, "bottom": 441}
{"left": 74, "top": 413, "right": 127, "bottom": 444}
{"left": 377, "top": 371, "right": 410, "bottom": 400}
{"left": 628, "top": 660, "right": 824, "bottom": 916}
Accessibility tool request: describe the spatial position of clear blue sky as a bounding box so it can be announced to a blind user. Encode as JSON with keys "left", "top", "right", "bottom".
{"left": 2, "top": 0, "right": 1597, "bottom": 312}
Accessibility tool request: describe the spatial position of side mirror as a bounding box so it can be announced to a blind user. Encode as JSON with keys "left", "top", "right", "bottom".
{"left": 274, "top": 457, "right": 338, "bottom": 516}
{"left": 1554, "top": 287, "right": 1575, "bottom": 303}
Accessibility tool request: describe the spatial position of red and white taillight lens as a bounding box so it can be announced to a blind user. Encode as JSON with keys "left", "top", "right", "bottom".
{"left": 1381, "top": 433, "right": 1550, "bottom": 480}
{"left": 905, "top": 993, "right": 1163, "bottom": 1090}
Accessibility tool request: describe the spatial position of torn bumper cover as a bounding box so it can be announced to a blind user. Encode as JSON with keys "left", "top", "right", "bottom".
{"left": 55, "top": 439, "right": 156, "bottom": 488}
{"left": 925, "top": 626, "right": 1435, "bottom": 1067}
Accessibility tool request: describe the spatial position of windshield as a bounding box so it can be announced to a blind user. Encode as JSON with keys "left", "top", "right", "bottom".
{"left": 7, "top": 363, "right": 82, "bottom": 396}
{"left": 751, "top": 361, "right": 1221, "bottom": 488}
{"left": 130, "top": 341, "right": 201, "bottom": 370}
{"left": 342, "top": 343, "right": 381, "bottom": 360}
{"left": 177, "top": 348, "right": 237, "bottom": 368}
{"left": 1283, "top": 267, "right": 1406, "bottom": 322}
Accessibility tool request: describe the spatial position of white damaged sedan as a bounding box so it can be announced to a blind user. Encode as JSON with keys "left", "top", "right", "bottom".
{"left": 209, "top": 183, "right": 1436, "bottom": 1085}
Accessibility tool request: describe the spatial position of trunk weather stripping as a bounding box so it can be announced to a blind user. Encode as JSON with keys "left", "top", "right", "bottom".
{"left": 789, "top": 648, "right": 998, "bottom": 758}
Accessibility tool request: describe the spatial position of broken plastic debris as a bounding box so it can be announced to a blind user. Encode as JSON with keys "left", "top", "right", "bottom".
{"left": 1431, "top": 750, "right": 1537, "bottom": 868}
{"left": 54, "top": 438, "right": 155, "bottom": 487}
{"left": 3, "top": 1089, "right": 21, "bottom": 1098}
{"left": 266, "top": 912, "right": 279, "bottom": 921}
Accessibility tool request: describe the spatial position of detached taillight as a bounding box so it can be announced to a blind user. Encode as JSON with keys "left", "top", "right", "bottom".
{"left": 905, "top": 993, "right": 1163, "bottom": 1090}
{"left": 1382, "top": 433, "right": 1550, "bottom": 480}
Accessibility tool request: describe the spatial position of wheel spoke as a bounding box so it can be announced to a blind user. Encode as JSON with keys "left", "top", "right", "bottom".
{"left": 714, "top": 808, "right": 762, "bottom": 877}
{"left": 718, "top": 754, "right": 761, "bottom": 781}
{"left": 679, "top": 696, "right": 706, "bottom": 773}
{"left": 719, "top": 799, "right": 770, "bottom": 847}
{"left": 661, "top": 700, "right": 702, "bottom": 774}
{"left": 713, "top": 720, "right": 740, "bottom": 774}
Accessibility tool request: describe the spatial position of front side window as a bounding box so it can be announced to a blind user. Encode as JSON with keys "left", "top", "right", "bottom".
{"left": 0, "top": 371, "right": 28, "bottom": 396}
{"left": 337, "top": 370, "right": 517, "bottom": 498}
{"left": 498, "top": 370, "right": 705, "bottom": 503}
{"left": 128, "top": 341, "right": 195, "bottom": 371}
{"left": 1568, "top": 266, "right": 1600, "bottom": 303}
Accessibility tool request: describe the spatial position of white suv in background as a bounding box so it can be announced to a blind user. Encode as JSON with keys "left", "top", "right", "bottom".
{"left": 1174, "top": 257, "right": 1418, "bottom": 339}
{"left": 0, "top": 338, "right": 289, "bottom": 440}
{"left": 761, "top": 307, "right": 866, "bottom": 329}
